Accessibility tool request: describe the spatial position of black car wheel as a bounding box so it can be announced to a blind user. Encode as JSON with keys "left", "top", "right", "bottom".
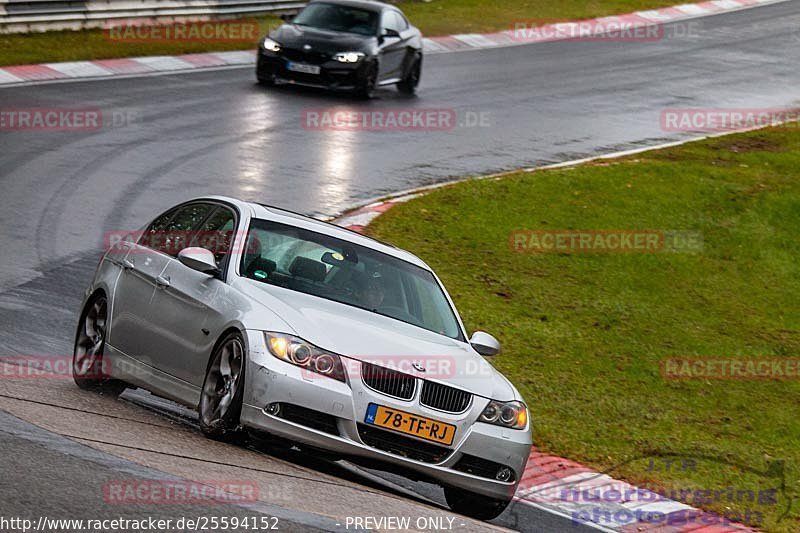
{"left": 397, "top": 54, "right": 422, "bottom": 95}
{"left": 199, "top": 332, "right": 247, "bottom": 442}
{"left": 443, "top": 486, "right": 511, "bottom": 521}
{"left": 257, "top": 73, "right": 276, "bottom": 86}
{"left": 72, "top": 293, "right": 126, "bottom": 396}
{"left": 358, "top": 62, "right": 378, "bottom": 99}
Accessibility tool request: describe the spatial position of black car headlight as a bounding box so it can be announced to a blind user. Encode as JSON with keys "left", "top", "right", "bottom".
{"left": 333, "top": 52, "right": 365, "bottom": 63}
{"left": 479, "top": 400, "right": 528, "bottom": 430}
{"left": 264, "top": 333, "right": 346, "bottom": 382}
{"left": 262, "top": 38, "right": 282, "bottom": 53}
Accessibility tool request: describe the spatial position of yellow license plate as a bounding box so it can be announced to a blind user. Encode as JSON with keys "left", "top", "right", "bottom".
{"left": 365, "top": 403, "right": 456, "bottom": 446}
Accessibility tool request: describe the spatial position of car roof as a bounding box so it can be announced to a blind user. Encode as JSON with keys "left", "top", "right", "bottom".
{"left": 308, "top": 0, "right": 395, "bottom": 13}
{"left": 201, "top": 196, "right": 431, "bottom": 270}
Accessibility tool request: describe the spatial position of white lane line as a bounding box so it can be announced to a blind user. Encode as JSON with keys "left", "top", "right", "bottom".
{"left": 636, "top": 9, "right": 677, "bottom": 20}
{"left": 43, "top": 61, "right": 113, "bottom": 78}
{"left": 0, "top": 69, "right": 24, "bottom": 84}
{"left": 452, "top": 33, "right": 503, "bottom": 48}
{"left": 132, "top": 56, "right": 195, "bottom": 71}
{"left": 422, "top": 38, "right": 449, "bottom": 53}
{"left": 674, "top": 3, "right": 710, "bottom": 14}
{"left": 213, "top": 51, "right": 257, "bottom": 65}
{"left": 713, "top": 0, "right": 743, "bottom": 8}
{"left": 621, "top": 499, "right": 695, "bottom": 514}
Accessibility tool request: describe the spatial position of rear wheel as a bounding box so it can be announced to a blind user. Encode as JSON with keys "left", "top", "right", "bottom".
{"left": 397, "top": 55, "right": 422, "bottom": 95}
{"left": 199, "top": 332, "right": 247, "bottom": 442}
{"left": 444, "top": 486, "right": 511, "bottom": 521}
{"left": 72, "top": 294, "right": 126, "bottom": 396}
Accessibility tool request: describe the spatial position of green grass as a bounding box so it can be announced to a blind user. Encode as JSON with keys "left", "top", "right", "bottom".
{"left": 399, "top": 0, "right": 682, "bottom": 37}
{"left": 1, "top": 0, "right": 681, "bottom": 66}
{"left": 0, "top": 16, "right": 282, "bottom": 67}
{"left": 367, "top": 127, "right": 800, "bottom": 532}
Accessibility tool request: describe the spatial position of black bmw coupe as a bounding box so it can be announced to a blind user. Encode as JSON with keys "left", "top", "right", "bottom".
{"left": 256, "top": 0, "right": 423, "bottom": 98}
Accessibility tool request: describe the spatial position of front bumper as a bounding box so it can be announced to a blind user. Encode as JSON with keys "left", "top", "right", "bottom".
{"left": 241, "top": 331, "right": 532, "bottom": 502}
{"left": 256, "top": 49, "right": 368, "bottom": 91}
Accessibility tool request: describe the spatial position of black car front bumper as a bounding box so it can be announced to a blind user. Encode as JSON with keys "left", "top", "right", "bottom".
{"left": 257, "top": 49, "right": 370, "bottom": 91}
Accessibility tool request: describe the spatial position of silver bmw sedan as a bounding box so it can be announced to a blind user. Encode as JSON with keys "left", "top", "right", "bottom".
{"left": 73, "top": 196, "right": 532, "bottom": 520}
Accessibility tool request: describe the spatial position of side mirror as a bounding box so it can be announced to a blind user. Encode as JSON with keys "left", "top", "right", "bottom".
{"left": 177, "top": 247, "right": 219, "bottom": 275}
{"left": 381, "top": 28, "right": 401, "bottom": 40}
{"left": 470, "top": 331, "right": 501, "bottom": 357}
{"left": 280, "top": 13, "right": 295, "bottom": 22}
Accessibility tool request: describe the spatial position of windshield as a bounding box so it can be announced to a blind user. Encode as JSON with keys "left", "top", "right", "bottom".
{"left": 240, "top": 219, "right": 464, "bottom": 341}
{"left": 291, "top": 3, "right": 379, "bottom": 36}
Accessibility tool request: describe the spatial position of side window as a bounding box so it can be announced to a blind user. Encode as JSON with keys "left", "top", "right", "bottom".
{"left": 192, "top": 207, "right": 236, "bottom": 266}
{"left": 139, "top": 207, "right": 177, "bottom": 247}
{"left": 395, "top": 12, "right": 409, "bottom": 31}
{"left": 156, "top": 203, "right": 214, "bottom": 257}
{"left": 382, "top": 11, "right": 403, "bottom": 34}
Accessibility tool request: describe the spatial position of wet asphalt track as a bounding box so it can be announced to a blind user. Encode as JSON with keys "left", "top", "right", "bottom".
{"left": 1, "top": 1, "right": 799, "bottom": 531}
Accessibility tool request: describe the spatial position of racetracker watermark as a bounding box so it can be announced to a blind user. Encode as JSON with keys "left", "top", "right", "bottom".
{"left": 104, "top": 19, "right": 259, "bottom": 43}
{"left": 299, "top": 355, "right": 494, "bottom": 382}
{"left": 509, "top": 230, "right": 703, "bottom": 254}
{"left": 0, "top": 108, "right": 136, "bottom": 132}
{"left": 301, "top": 108, "right": 490, "bottom": 132}
{"left": 103, "top": 230, "right": 253, "bottom": 256}
{"left": 0, "top": 355, "right": 105, "bottom": 379}
{"left": 103, "top": 480, "right": 259, "bottom": 505}
{"left": 660, "top": 108, "right": 800, "bottom": 132}
{"left": 509, "top": 19, "right": 701, "bottom": 43}
{"left": 662, "top": 358, "right": 800, "bottom": 381}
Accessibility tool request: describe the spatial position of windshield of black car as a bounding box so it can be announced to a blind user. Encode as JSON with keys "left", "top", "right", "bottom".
{"left": 292, "top": 3, "right": 379, "bottom": 36}
{"left": 240, "top": 219, "right": 464, "bottom": 341}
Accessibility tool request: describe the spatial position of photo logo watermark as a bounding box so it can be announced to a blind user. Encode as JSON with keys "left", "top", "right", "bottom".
{"left": 103, "top": 480, "right": 259, "bottom": 505}
{"left": 513, "top": 453, "right": 790, "bottom": 530}
{"left": 104, "top": 19, "right": 259, "bottom": 43}
{"left": 301, "top": 108, "right": 490, "bottom": 132}
{"left": 662, "top": 358, "right": 800, "bottom": 381}
{"left": 509, "top": 230, "right": 703, "bottom": 254}
{"left": 660, "top": 108, "right": 800, "bottom": 132}
{"left": 0, "top": 108, "right": 137, "bottom": 132}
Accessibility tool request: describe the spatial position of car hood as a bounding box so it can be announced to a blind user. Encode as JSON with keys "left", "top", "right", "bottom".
{"left": 270, "top": 24, "right": 373, "bottom": 53}
{"left": 240, "top": 279, "right": 516, "bottom": 400}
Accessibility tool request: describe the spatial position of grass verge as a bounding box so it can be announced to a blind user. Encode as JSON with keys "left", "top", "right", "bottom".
{"left": 367, "top": 126, "right": 800, "bottom": 532}
{"left": 2, "top": 0, "right": 682, "bottom": 67}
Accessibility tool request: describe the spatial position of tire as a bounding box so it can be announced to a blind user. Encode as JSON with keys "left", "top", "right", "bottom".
{"left": 443, "top": 486, "right": 511, "bottom": 521}
{"left": 397, "top": 54, "right": 422, "bottom": 95}
{"left": 257, "top": 75, "right": 275, "bottom": 87}
{"left": 72, "top": 294, "right": 126, "bottom": 396}
{"left": 199, "top": 332, "right": 247, "bottom": 442}
{"left": 357, "top": 62, "right": 378, "bottom": 99}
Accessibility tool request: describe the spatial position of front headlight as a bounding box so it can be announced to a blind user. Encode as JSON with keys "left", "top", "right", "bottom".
{"left": 264, "top": 333, "right": 346, "bottom": 382}
{"left": 333, "top": 51, "right": 365, "bottom": 63}
{"left": 479, "top": 400, "right": 528, "bottom": 430}
{"left": 262, "top": 38, "right": 281, "bottom": 53}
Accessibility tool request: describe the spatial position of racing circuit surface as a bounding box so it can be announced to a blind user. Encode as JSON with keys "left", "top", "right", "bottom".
{"left": 1, "top": 1, "right": 799, "bottom": 531}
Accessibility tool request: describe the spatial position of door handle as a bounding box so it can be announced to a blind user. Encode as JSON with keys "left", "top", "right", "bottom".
{"left": 156, "top": 275, "right": 171, "bottom": 289}
{"left": 122, "top": 259, "right": 135, "bottom": 270}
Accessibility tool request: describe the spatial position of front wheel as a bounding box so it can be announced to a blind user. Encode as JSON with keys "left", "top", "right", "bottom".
{"left": 443, "top": 486, "right": 511, "bottom": 521}
{"left": 397, "top": 55, "right": 422, "bottom": 95}
{"left": 199, "top": 332, "right": 247, "bottom": 442}
{"left": 72, "top": 294, "right": 126, "bottom": 396}
{"left": 357, "top": 62, "right": 378, "bottom": 99}
{"left": 257, "top": 74, "right": 275, "bottom": 87}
